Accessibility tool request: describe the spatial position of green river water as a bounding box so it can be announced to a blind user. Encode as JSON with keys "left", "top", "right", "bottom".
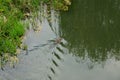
{"left": 0, "top": 0, "right": 120, "bottom": 80}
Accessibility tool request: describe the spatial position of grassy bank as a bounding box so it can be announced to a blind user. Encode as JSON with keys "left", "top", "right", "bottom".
{"left": 0, "top": 0, "right": 71, "bottom": 69}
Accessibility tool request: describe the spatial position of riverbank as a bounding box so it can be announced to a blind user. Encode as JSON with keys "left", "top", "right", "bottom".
{"left": 0, "top": 0, "right": 71, "bottom": 70}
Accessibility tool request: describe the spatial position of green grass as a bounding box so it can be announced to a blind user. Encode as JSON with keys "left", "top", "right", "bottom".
{"left": 0, "top": 0, "right": 71, "bottom": 69}
{"left": 0, "top": 17, "right": 25, "bottom": 55}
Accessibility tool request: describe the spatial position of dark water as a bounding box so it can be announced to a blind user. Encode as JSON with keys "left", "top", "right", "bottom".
{"left": 59, "top": 0, "right": 120, "bottom": 80}
{"left": 1, "top": 0, "right": 120, "bottom": 80}
{"left": 61, "top": 0, "right": 120, "bottom": 62}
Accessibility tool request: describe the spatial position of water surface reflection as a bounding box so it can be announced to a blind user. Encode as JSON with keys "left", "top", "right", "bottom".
{"left": 60, "top": 0, "right": 120, "bottom": 62}
{"left": 58, "top": 0, "right": 120, "bottom": 80}
{"left": 0, "top": 1, "right": 120, "bottom": 80}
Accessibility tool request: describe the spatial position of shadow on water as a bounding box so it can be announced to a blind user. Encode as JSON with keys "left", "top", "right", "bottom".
{"left": 60, "top": 0, "right": 120, "bottom": 63}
